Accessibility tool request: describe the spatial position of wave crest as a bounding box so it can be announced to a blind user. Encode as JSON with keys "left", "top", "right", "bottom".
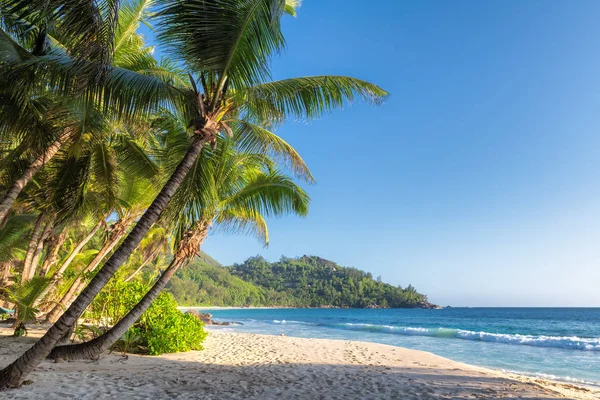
{"left": 336, "top": 323, "right": 600, "bottom": 351}
{"left": 268, "top": 321, "right": 600, "bottom": 351}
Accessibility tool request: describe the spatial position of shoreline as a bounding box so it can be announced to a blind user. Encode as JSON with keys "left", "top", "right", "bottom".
{"left": 2, "top": 326, "right": 599, "bottom": 399}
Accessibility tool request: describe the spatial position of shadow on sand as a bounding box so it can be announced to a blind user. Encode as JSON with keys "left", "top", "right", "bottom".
{"left": 0, "top": 341, "right": 578, "bottom": 400}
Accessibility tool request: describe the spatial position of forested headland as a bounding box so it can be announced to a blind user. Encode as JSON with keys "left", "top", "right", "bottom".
{"left": 167, "top": 254, "right": 435, "bottom": 308}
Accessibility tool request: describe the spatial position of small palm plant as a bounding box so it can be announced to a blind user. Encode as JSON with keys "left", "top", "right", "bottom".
{"left": 1, "top": 276, "right": 51, "bottom": 336}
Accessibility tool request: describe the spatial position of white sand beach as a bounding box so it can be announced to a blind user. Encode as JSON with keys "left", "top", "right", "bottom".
{"left": 1, "top": 326, "right": 598, "bottom": 400}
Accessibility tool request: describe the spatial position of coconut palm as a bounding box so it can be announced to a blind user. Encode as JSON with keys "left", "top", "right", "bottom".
{"left": 0, "top": 0, "right": 386, "bottom": 388}
{"left": 0, "top": 0, "right": 183, "bottom": 221}
{"left": 0, "top": 0, "right": 120, "bottom": 221}
{"left": 0, "top": 213, "right": 36, "bottom": 286}
{"left": 0, "top": 0, "right": 169, "bottom": 317}
{"left": 48, "top": 136, "right": 309, "bottom": 360}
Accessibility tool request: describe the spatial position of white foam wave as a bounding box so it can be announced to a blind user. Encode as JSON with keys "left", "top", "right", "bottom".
{"left": 334, "top": 323, "right": 600, "bottom": 351}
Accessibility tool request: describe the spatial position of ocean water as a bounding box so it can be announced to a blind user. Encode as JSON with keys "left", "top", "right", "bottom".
{"left": 195, "top": 307, "right": 600, "bottom": 385}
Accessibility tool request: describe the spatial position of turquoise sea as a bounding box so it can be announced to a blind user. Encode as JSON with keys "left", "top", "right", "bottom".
{"left": 196, "top": 307, "right": 600, "bottom": 385}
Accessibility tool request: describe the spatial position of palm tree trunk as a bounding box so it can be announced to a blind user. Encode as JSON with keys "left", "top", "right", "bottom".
{"left": 48, "top": 256, "right": 187, "bottom": 361}
{"left": 0, "top": 262, "right": 11, "bottom": 286}
{"left": 21, "top": 213, "right": 46, "bottom": 283}
{"left": 28, "top": 219, "right": 53, "bottom": 280}
{"left": 55, "top": 219, "right": 106, "bottom": 278}
{"left": 39, "top": 230, "right": 67, "bottom": 277}
{"left": 0, "top": 135, "right": 206, "bottom": 389}
{"left": 124, "top": 246, "right": 162, "bottom": 282}
{"left": 36, "top": 219, "right": 106, "bottom": 308}
{"left": 48, "top": 223, "right": 209, "bottom": 361}
{"left": 44, "top": 227, "right": 125, "bottom": 323}
{"left": 0, "top": 130, "right": 71, "bottom": 222}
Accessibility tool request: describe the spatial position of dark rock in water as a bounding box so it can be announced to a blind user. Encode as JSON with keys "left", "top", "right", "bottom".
{"left": 414, "top": 301, "right": 442, "bottom": 309}
{"left": 185, "top": 310, "right": 238, "bottom": 326}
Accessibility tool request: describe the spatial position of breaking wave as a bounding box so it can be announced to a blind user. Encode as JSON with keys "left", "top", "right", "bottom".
{"left": 270, "top": 320, "right": 600, "bottom": 351}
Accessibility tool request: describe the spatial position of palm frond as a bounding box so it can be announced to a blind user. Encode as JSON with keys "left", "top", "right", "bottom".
{"left": 1, "top": 276, "right": 51, "bottom": 322}
{"left": 116, "top": 136, "right": 159, "bottom": 180}
{"left": 216, "top": 208, "right": 269, "bottom": 246}
{"left": 231, "top": 119, "right": 314, "bottom": 183}
{"left": 0, "top": 213, "right": 36, "bottom": 262}
{"left": 4, "top": 54, "right": 186, "bottom": 121}
{"left": 0, "top": 0, "right": 120, "bottom": 66}
{"left": 90, "top": 141, "right": 120, "bottom": 210}
{"left": 0, "top": 27, "right": 32, "bottom": 64}
{"left": 223, "top": 170, "right": 309, "bottom": 218}
{"left": 239, "top": 76, "right": 389, "bottom": 125}
{"left": 155, "top": 0, "right": 287, "bottom": 91}
{"left": 284, "top": 0, "right": 301, "bottom": 17}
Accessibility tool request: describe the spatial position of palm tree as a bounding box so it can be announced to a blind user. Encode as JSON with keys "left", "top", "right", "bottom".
{"left": 0, "top": 0, "right": 170, "bottom": 318}
{"left": 0, "top": 0, "right": 122, "bottom": 221}
{"left": 0, "top": 0, "right": 386, "bottom": 388}
{"left": 0, "top": 0, "right": 183, "bottom": 221}
{"left": 48, "top": 137, "right": 310, "bottom": 360}
{"left": 0, "top": 213, "right": 36, "bottom": 286}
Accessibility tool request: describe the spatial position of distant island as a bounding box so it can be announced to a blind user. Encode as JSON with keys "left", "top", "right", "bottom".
{"left": 167, "top": 254, "right": 437, "bottom": 309}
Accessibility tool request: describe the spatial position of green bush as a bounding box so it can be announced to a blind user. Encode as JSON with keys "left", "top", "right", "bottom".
{"left": 86, "top": 280, "right": 208, "bottom": 355}
{"left": 138, "top": 291, "right": 207, "bottom": 355}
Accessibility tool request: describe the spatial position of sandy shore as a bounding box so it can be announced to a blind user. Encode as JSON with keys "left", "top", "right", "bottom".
{"left": 1, "top": 326, "right": 598, "bottom": 399}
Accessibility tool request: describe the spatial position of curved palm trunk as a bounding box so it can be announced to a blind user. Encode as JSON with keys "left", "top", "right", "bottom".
{"left": 49, "top": 223, "right": 209, "bottom": 361}
{"left": 36, "top": 219, "right": 106, "bottom": 309}
{"left": 44, "top": 225, "right": 127, "bottom": 323}
{"left": 0, "top": 130, "right": 72, "bottom": 222}
{"left": 28, "top": 219, "right": 53, "bottom": 280}
{"left": 56, "top": 219, "right": 105, "bottom": 277}
{"left": 39, "top": 230, "right": 67, "bottom": 277}
{"left": 0, "top": 135, "right": 206, "bottom": 389}
{"left": 21, "top": 213, "right": 47, "bottom": 283}
{"left": 0, "top": 262, "right": 11, "bottom": 286}
{"left": 48, "top": 256, "right": 187, "bottom": 360}
{"left": 123, "top": 246, "right": 162, "bottom": 282}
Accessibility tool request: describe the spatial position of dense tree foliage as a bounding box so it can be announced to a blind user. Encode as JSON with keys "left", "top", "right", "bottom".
{"left": 168, "top": 254, "right": 430, "bottom": 308}
{"left": 0, "top": 0, "right": 387, "bottom": 388}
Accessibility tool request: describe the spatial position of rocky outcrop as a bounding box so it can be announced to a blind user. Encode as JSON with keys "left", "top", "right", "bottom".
{"left": 186, "top": 311, "right": 238, "bottom": 326}
{"left": 415, "top": 301, "right": 442, "bottom": 309}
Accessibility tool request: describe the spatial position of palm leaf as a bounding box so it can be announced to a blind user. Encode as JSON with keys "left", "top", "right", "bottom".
{"left": 231, "top": 119, "right": 313, "bottom": 183}
{"left": 239, "top": 76, "right": 389, "bottom": 125}
{"left": 1, "top": 276, "right": 52, "bottom": 322}
{"left": 155, "top": 0, "right": 287, "bottom": 91}
{"left": 223, "top": 170, "right": 309, "bottom": 217}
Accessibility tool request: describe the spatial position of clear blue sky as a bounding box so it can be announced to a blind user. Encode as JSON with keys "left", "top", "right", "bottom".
{"left": 175, "top": 1, "right": 600, "bottom": 307}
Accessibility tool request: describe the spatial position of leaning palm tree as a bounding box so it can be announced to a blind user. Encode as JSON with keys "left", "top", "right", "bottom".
{"left": 1, "top": 0, "right": 169, "bottom": 317}
{"left": 0, "top": 0, "right": 183, "bottom": 221}
{"left": 0, "top": 213, "right": 36, "bottom": 286}
{"left": 48, "top": 137, "right": 309, "bottom": 360}
{"left": 0, "top": 0, "right": 386, "bottom": 388}
{"left": 42, "top": 171, "right": 159, "bottom": 323}
{"left": 0, "top": 0, "right": 123, "bottom": 221}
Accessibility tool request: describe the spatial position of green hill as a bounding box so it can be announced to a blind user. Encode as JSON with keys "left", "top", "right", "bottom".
{"left": 166, "top": 254, "right": 433, "bottom": 308}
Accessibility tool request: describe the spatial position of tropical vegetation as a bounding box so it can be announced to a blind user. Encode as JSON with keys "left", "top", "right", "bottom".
{"left": 0, "top": 0, "right": 387, "bottom": 389}
{"left": 169, "top": 254, "right": 430, "bottom": 308}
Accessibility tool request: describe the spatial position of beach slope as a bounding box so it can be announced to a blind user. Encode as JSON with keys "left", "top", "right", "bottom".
{"left": 1, "top": 326, "right": 597, "bottom": 399}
